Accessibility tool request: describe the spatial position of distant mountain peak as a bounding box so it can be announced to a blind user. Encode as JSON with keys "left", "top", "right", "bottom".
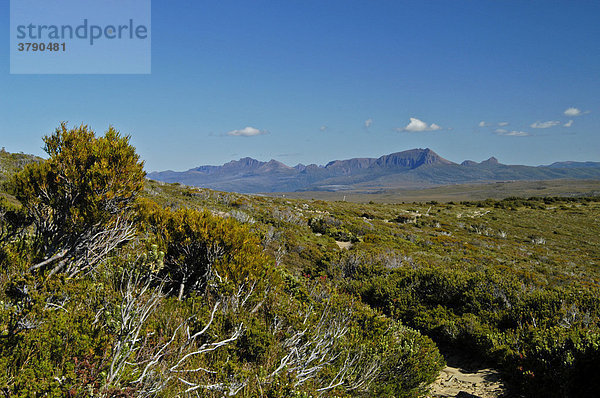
{"left": 232, "top": 157, "right": 262, "bottom": 166}
{"left": 461, "top": 160, "right": 478, "bottom": 166}
{"left": 216, "top": 157, "right": 268, "bottom": 172}
{"left": 481, "top": 157, "right": 499, "bottom": 165}
{"left": 259, "top": 159, "right": 293, "bottom": 171}
{"left": 375, "top": 148, "right": 455, "bottom": 169}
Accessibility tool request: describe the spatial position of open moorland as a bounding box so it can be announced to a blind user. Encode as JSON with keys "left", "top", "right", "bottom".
{"left": 1, "top": 128, "right": 599, "bottom": 397}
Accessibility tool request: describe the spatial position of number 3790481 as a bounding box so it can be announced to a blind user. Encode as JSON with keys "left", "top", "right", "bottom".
{"left": 17, "top": 43, "right": 66, "bottom": 52}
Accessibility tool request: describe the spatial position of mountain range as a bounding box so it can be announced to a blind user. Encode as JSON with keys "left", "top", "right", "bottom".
{"left": 147, "top": 148, "right": 600, "bottom": 193}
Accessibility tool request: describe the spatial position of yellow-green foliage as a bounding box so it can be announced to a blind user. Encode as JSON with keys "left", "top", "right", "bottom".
{"left": 10, "top": 123, "right": 145, "bottom": 240}
{"left": 136, "top": 198, "right": 270, "bottom": 298}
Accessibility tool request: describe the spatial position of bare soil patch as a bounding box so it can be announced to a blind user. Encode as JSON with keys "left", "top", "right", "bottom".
{"left": 427, "top": 350, "right": 506, "bottom": 398}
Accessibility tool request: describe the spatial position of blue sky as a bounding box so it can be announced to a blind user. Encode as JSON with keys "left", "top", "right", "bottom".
{"left": 1, "top": 0, "right": 599, "bottom": 172}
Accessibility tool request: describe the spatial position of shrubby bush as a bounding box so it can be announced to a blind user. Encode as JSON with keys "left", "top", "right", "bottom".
{"left": 9, "top": 123, "right": 145, "bottom": 278}
{"left": 135, "top": 199, "right": 270, "bottom": 300}
{"left": 309, "top": 215, "right": 358, "bottom": 242}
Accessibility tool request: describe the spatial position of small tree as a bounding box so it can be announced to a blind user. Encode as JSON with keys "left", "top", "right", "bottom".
{"left": 11, "top": 122, "right": 145, "bottom": 276}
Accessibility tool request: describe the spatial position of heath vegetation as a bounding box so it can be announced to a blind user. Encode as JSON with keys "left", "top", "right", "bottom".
{"left": 1, "top": 125, "right": 599, "bottom": 397}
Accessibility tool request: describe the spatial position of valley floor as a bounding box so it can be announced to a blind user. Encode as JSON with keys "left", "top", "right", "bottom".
{"left": 275, "top": 179, "right": 600, "bottom": 203}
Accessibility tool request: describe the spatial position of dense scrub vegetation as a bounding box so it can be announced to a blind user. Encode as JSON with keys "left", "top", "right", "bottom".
{"left": 2, "top": 124, "right": 599, "bottom": 397}
{"left": 140, "top": 179, "right": 600, "bottom": 396}
{"left": 0, "top": 125, "right": 445, "bottom": 397}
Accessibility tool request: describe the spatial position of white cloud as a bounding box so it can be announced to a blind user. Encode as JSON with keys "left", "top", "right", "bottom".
{"left": 364, "top": 118, "right": 373, "bottom": 128}
{"left": 530, "top": 120, "right": 560, "bottom": 129}
{"left": 320, "top": 125, "right": 328, "bottom": 132}
{"left": 398, "top": 117, "right": 442, "bottom": 132}
{"left": 403, "top": 118, "right": 428, "bottom": 132}
{"left": 226, "top": 126, "right": 267, "bottom": 137}
{"left": 564, "top": 120, "right": 574, "bottom": 127}
{"left": 498, "top": 122, "right": 509, "bottom": 127}
{"left": 478, "top": 121, "right": 489, "bottom": 127}
{"left": 494, "top": 129, "right": 530, "bottom": 137}
{"left": 564, "top": 107, "right": 582, "bottom": 117}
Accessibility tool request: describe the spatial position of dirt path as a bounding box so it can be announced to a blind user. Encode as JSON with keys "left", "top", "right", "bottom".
{"left": 335, "top": 240, "right": 352, "bottom": 249}
{"left": 426, "top": 352, "right": 506, "bottom": 398}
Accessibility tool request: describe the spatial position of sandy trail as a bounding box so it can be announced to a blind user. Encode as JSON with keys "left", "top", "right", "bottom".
{"left": 426, "top": 351, "right": 506, "bottom": 398}
{"left": 335, "top": 240, "right": 353, "bottom": 249}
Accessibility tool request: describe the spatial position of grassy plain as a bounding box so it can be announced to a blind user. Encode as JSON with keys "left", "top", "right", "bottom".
{"left": 276, "top": 179, "right": 600, "bottom": 203}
